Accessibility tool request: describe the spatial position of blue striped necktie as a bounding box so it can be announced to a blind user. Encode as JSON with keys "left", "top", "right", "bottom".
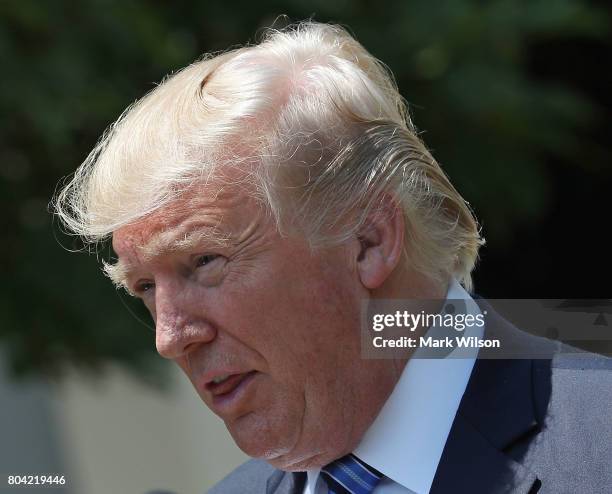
{"left": 320, "top": 454, "right": 383, "bottom": 494}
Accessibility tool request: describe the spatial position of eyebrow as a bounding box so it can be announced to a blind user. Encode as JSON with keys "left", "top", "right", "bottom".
{"left": 105, "top": 226, "right": 231, "bottom": 292}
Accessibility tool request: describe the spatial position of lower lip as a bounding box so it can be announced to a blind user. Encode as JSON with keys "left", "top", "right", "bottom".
{"left": 210, "top": 371, "right": 258, "bottom": 415}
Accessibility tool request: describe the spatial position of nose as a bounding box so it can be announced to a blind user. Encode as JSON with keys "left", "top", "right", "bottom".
{"left": 153, "top": 281, "right": 216, "bottom": 359}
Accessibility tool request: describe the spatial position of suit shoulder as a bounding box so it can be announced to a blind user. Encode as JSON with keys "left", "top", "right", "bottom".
{"left": 524, "top": 353, "right": 612, "bottom": 490}
{"left": 208, "top": 459, "right": 275, "bottom": 494}
{"left": 531, "top": 352, "right": 612, "bottom": 437}
{"left": 534, "top": 352, "right": 612, "bottom": 405}
{"left": 550, "top": 351, "right": 612, "bottom": 371}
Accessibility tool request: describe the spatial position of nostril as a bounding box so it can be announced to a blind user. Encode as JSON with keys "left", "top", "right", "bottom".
{"left": 183, "top": 341, "right": 200, "bottom": 354}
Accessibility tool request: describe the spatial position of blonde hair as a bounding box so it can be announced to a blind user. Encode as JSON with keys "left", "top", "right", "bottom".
{"left": 54, "top": 21, "right": 484, "bottom": 291}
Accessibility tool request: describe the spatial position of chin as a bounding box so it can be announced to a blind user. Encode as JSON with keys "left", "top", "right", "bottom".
{"left": 231, "top": 419, "right": 351, "bottom": 472}
{"left": 226, "top": 411, "right": 297, "bottom": 464}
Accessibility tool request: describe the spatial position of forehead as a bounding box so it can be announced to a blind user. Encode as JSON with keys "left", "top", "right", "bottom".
{"left": 112, "top": 180, "right": 257, "bottom": 258}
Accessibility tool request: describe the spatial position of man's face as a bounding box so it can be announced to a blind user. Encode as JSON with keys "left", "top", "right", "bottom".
{"left": 112, "top": 180, "right": 400, "bottom": 469}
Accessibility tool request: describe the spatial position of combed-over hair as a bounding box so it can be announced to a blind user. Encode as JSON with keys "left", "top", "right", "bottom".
{"left": 53, "top": 21, "right": 484, "bottom": 290}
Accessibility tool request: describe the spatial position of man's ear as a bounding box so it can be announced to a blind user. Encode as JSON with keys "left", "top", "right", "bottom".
{"left": 356, "top": 195, "right": 405, "bottom": 290}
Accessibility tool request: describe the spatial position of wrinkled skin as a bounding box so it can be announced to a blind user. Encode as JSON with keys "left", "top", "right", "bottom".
{"left": 112, "top": 180, "right": 414, "bottom": 470}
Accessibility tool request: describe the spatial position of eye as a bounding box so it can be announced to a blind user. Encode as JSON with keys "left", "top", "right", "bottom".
{"left": 195, "top": 254, "right": 220, "bottom": 268}
{"left": 134, "top": 280, "right": 155, "bottom": 295}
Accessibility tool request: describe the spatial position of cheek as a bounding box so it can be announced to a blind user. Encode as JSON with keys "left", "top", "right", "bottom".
{"left": 206, "top": 245, "right": 362, "bottom": 386}
{"left": 264, "top": 271, "right": 362, "bottom": 395}
{"left": 204, "top": 252, "right": 366, "bottom": 460}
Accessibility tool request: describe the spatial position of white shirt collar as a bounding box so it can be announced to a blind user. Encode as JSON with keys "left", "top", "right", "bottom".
{"left": 305, "top": 278, "right": 483, "bottom": 494}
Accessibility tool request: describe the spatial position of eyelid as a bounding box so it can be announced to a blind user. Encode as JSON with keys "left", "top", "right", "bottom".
{"left": 194, "top": 253, "right": 221, "bottom": 267}
{"left": 128, "top": 253, "right": 224, "bottom": 294}
{"left": 133, "top": 280, "right": 155, "bottom": 296}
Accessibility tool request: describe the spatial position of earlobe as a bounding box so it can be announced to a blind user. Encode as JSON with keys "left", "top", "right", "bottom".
{"left": 356, "top": 196, "right": 405, "bottom": 290}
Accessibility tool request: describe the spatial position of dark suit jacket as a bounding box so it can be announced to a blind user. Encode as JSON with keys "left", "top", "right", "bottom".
{"left": 209, "top": 304, "right": 612, "bottom": 494}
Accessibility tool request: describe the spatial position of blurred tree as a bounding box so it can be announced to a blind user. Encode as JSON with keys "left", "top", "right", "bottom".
{"left": 0, "top": 0, "right": 609, "bottom": 380}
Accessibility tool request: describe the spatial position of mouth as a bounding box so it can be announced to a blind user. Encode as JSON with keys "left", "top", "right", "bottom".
{"left": 204, "top": 371, "right": 258, "bottom": 414}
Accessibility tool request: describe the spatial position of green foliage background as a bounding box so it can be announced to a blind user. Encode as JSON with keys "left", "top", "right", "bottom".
{"left": 1, "top": 0, "right": 609, "bottom": 381}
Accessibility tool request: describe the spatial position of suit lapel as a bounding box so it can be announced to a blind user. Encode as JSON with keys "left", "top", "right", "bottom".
{"left": 431, "top": 358, "right": 541, "bottom": 494}
{"left": 432, "top": 304, "right": 546, "bottom": 494}
{"left": 431, "top": 412, "right": 540, "bottom": 494}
